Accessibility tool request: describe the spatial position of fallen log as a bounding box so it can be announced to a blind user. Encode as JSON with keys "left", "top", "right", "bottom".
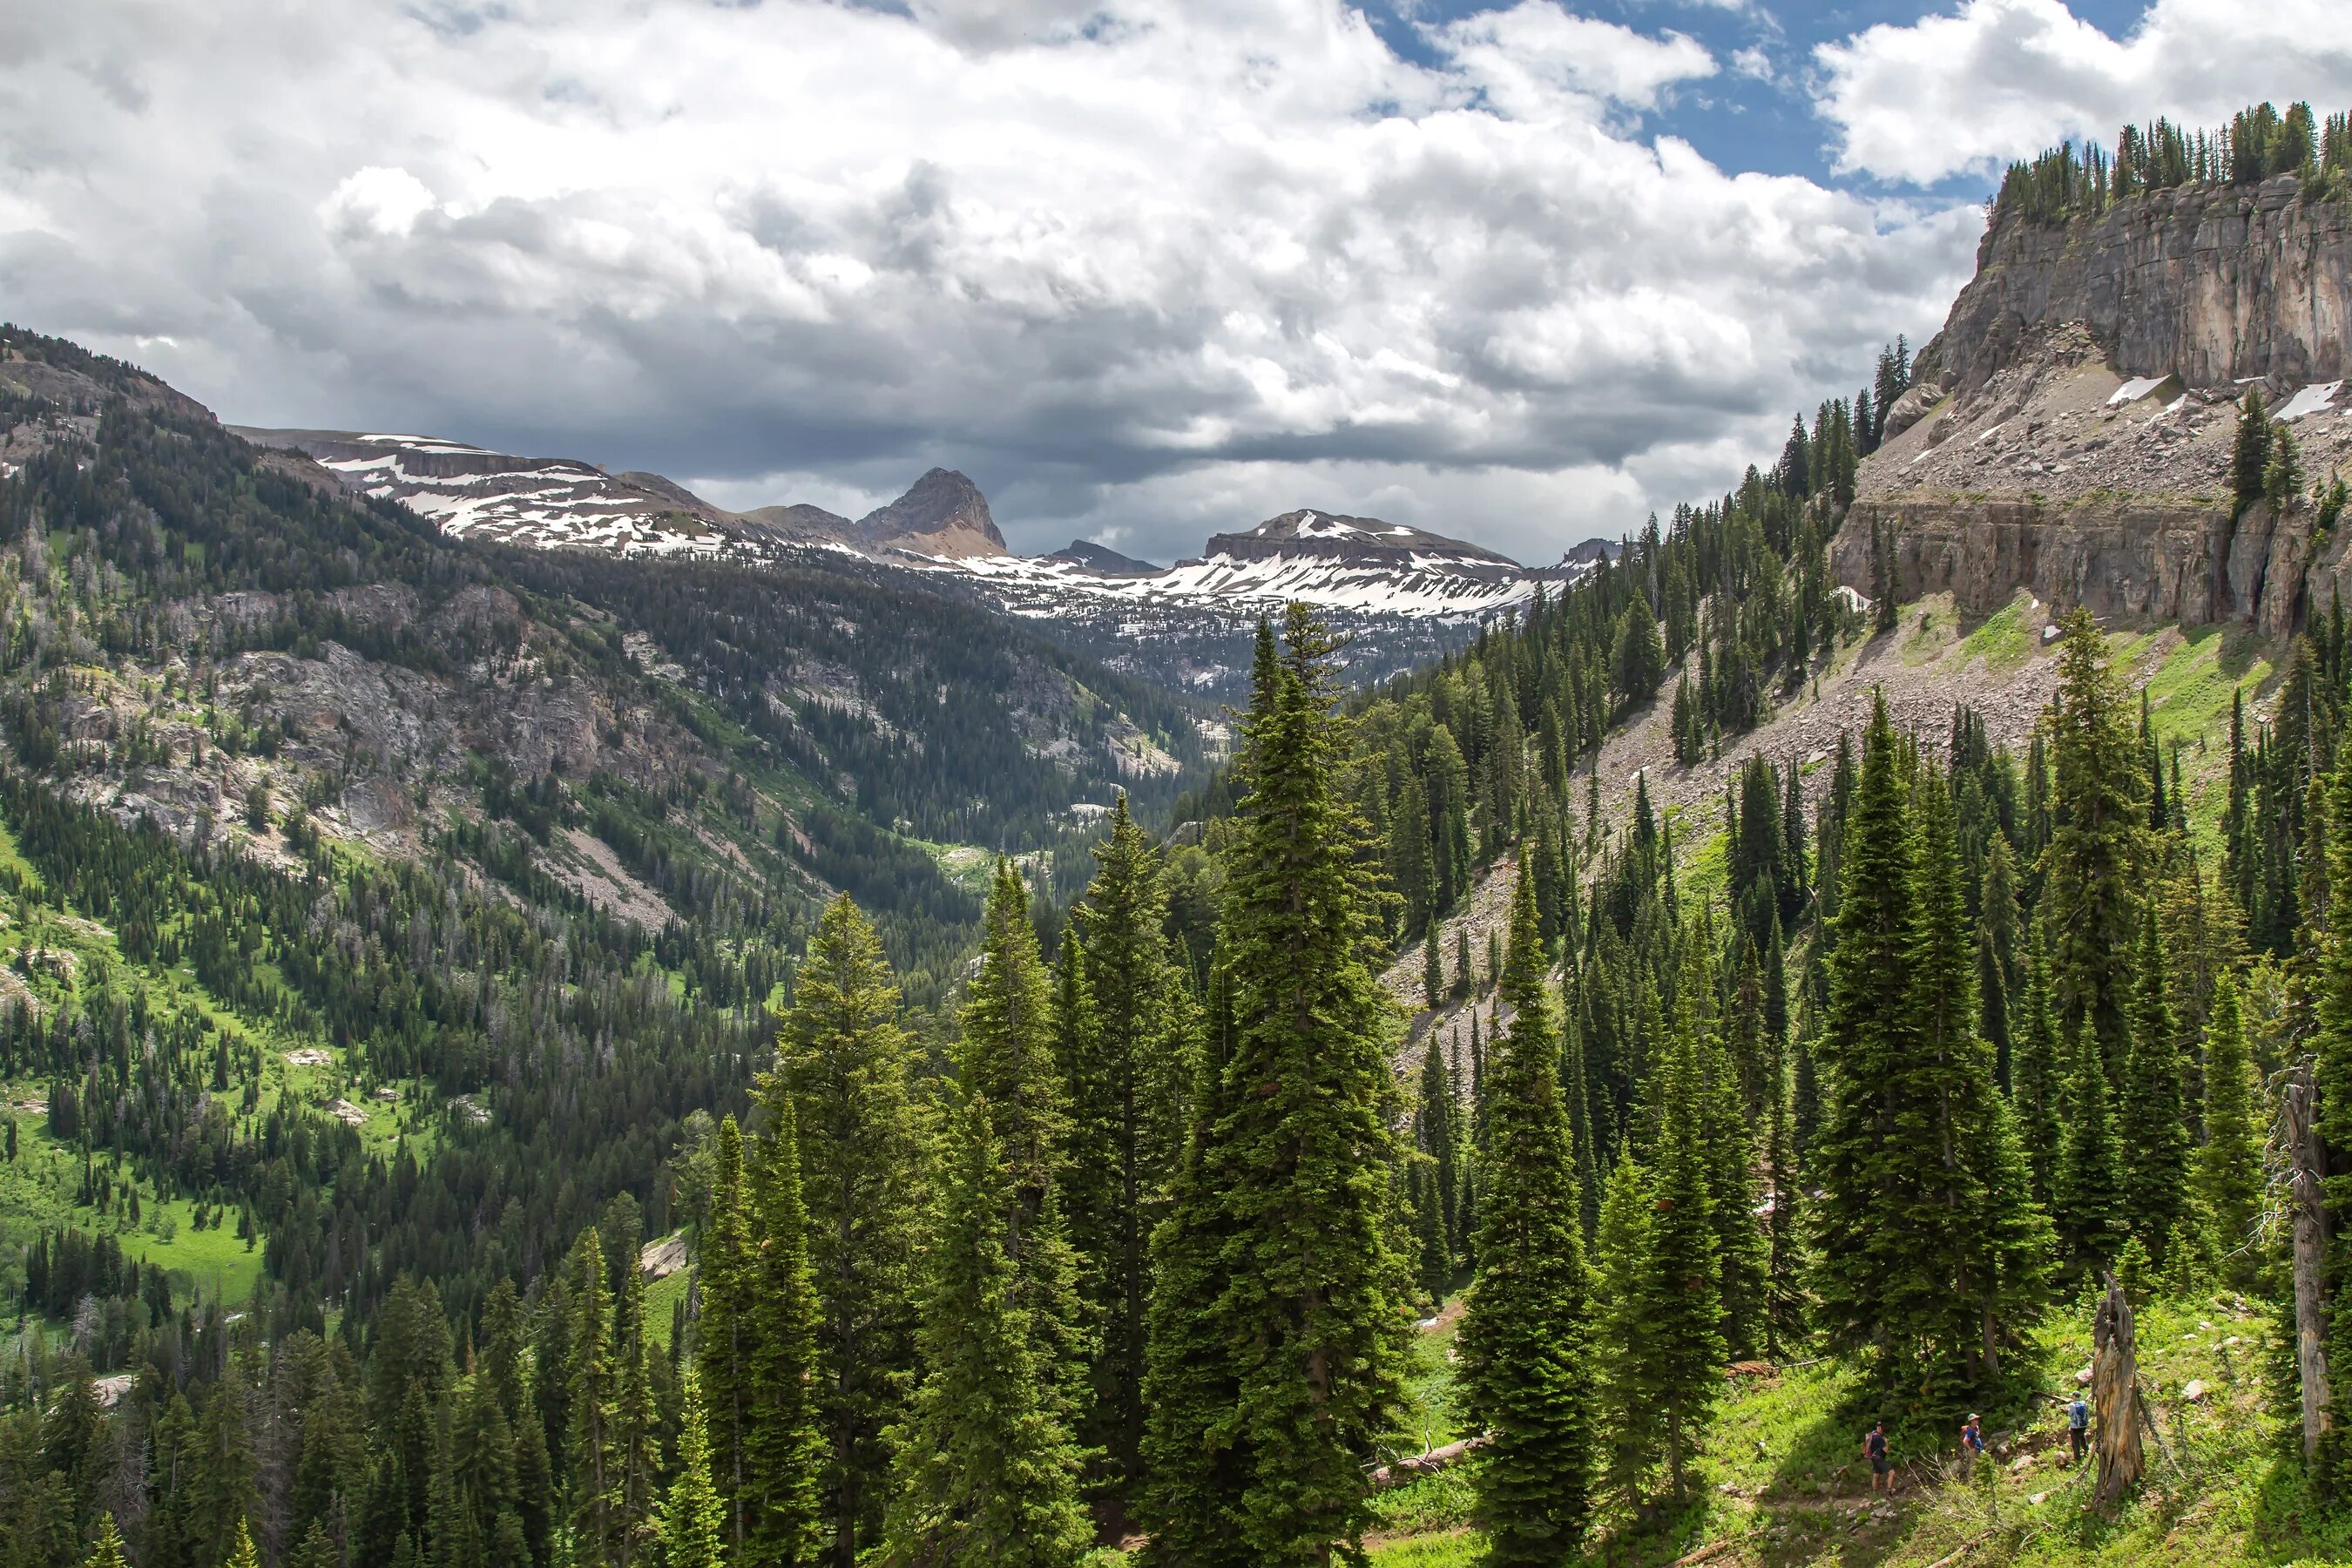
{"left": 1368, "top": 1436, "right": 1488, "bottom": 1491}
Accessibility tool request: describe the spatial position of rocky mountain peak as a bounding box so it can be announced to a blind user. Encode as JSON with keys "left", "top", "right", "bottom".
{"left": 1207, "top": 510, "right": 1519, "bottom": 572}
{"left": 857, "top": 467, "right": 1006, "bottom": 558}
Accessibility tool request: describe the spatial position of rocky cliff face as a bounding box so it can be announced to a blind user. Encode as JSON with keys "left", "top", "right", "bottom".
{"left": 1843, "top": 180, "right": 2352, "bottom": 639}
{"left": 1919, "top": 177, "right": 2352, "bottom": 395}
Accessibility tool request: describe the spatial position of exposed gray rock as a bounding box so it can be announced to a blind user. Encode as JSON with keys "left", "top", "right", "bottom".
{"left": 1919, "top": 179, "right": 2352, "bottom": 395}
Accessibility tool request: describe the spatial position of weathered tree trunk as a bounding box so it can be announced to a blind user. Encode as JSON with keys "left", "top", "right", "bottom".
{"left": 2092, "top": 1273, "right": 2144, "bottom": 1514}
{"left": 2286, "top": 1061, "right": 2333, "bottom": 1469}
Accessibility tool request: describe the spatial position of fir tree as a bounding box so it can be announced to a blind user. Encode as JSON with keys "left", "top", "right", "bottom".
{"left": 2119, "top": 904, "right": 2190, "bottom": 1260}
{"left": 1647, "top": 1020, "right": 1724, "bottom": 1493}
{"left": 957, "top": 859, "right": 1091, "bottom": 1425}
{"left": 2010, "top": 936, "right": 2062, "bottom": 1209}
{"left": 2234, "top": 387, "right": 2273, "bottom": 514}
{"left": 2043, "top": 610, "right": 2146, "bottom": 1074}
{"left": 569, "top": 1230, "right": 622, "bottom": 1568}
{"left": 1139, "top": 957, "right": 1250, "bottom": 1568}
{"left": 1154, "top": 606, "right": 1413, "bottom": 1565}
{"left": 660, "top": 1370, "right": 728, "bottom": 1568}
{"left": 699, "top": 1119, "right": 756, "bottom": 1556}
{"left": 2193, "top": 974, "right": 2262, "bottom": 1285}
{"left": 1810, "top": 693, "right": 1916, "bottom": 1364}
{"left": 743, "top": 1094, "right": 826, "bottom": 1568}
{"left": 1414, "top": 1039, "right": 1460, "bottom": 1292}
{"left": 2052, "top": 1017, "right": 2126, "bottom": 1273}
{"left": 880, "top": 1095, "right": 1092, "bottom": 1568}
{"left": 1456, "top": 864, "right": 1593, "bottom": 1565}
{"left": 1591, "top": 1152, "right": 1661, "bottom": 1512}
{"left": 1065, "top": 792, "right": 1193, "bottom": 1497}
{"left": 774, "top": 896, "right": 926, "bottom": 1568}
{"left": 1423, "top": 929, "right": 1443, "bottom": 1012}
{"left": 84, "top": 1515, "right": 129, "bottom": 1568}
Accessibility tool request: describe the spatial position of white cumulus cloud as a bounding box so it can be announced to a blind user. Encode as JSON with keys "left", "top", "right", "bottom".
{"left": 0, "top": 0, "right": 1980, "bottom": 562}
{"left": 1817, "top": 0, "right": 2352, "bottom": 186}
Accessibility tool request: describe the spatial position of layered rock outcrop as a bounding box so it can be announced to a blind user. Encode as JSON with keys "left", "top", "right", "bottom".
{"left": 1842, "top": 180, "right": 2352, "bottom": 638}
{"left": 1918, "top": 176, "right": 2352, "bottom": 395}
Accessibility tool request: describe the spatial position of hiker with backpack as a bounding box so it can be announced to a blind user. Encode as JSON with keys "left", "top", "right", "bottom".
{"left": 1863, "top": 1420, "right": 1893, "bottom": 1493}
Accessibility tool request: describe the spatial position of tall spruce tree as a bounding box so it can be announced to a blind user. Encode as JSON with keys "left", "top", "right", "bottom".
{"left": 1065, "top": 794, "right": 1193, "bottom": 1495}
{"left": 1591, "top": 1152, "right": 1662, "bottom": 1511}
{"left": 1139, "top": 956, "right": 1250, "bottom": 1568}
{"left": 1456, "top": 864, "right": 1593, "bottom": 1565}
{"left": 2052, "top": 1016, "right": 2127, "bottom": 1274}
{"left": 2043, "top": 610, "right": 2146, "bottom": 1074}
{"left": 568, "top": 1230, "right": 621, "bottom": 1568}
{"left": 698, "top": 1119, "right": 755, "bottom": 1556}
{"left": 2011, "top": 934, "right": 2062, "bottom": 1208}
{"left": 774, "top": 896, "right": 926, "bottom": 1568}
{"left": 1155, "top": 605, "right": 1413, "bottom": 1566}
{"left": 744, "top": 1094, "right": 825, "bottom": 1568}
{"left": 1810, "top": 693, "right": 1917, "bottom": 1367}
{"left": 2193, "top": 974, "right": 2261, "bottom": 1285}
{"left": 1648, "top": 1015, "right": 1725, "bottom": 1492}
{"left": 2119, "top": 904, "right": 2190, "bottom": 1260}
{"left": 879, "top": 1095, "right": 1092, "bottom": 1568}
{"left": 1414, "top": 1040, "right": 1461, "bottom": 1294}
{"left": 660, "top": 1371, "right": 727, "bottom": 1568}
{"left": 958, "top": 859, "right": 1091, "bottom": 1426}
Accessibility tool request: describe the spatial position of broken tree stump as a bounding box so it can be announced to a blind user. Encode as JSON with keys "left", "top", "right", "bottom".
{"left": 2092, "top": 1272, "right": 2145, "bottom": 1514}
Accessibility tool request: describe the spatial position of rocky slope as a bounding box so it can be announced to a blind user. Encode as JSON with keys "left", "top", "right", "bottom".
{"left": 3, "top": 328, "right": 1213, "bottom": 979}
{"left": 1838, "top": 179, "right": 2352, "bottom": 638}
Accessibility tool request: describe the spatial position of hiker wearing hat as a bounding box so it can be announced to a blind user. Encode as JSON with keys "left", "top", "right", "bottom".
{"left": 1957, "top": 1413, "right": 1984, "bottom": 1482}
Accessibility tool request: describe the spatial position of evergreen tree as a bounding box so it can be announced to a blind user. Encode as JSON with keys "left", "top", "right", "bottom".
{"left": 1414, "top": 1039, "right": 1460, "bottom": 1291}
{"left": 1139, "top": 957, "right": 1249, "bottom": 1568}
{"left": 1810, "top": 693, "right": 1916, "bottom": 1364}
{"left": 2052, "top": 1017, "right": 2127, "bottom": 1273}
{"left": 84, "top": 1515, "right": 129, "bottom": 1568}
{"left": 1423, "top": 929, "right": 1443, "bottom": 1012}
{"left": 879, "top": 1095, "right": 1091, "bottom": 1568}
{"left": 2043, "top": 610, "right": 2146, "bottom": 1073}
{"left": 1456, "top": 864, "right": 1593, "bottom": 1565}
{"left": 743, "top": 1094, "right": 826, "bottom": 1568}
{"left": 2010, "top": 936, "right": 2062, "bottom": 1209}
{"left": 1591, "top": 1152, "right": 1661, "bottom": 1512}
{"left": 2234, "top": 388, "right": 2273, "bottom": 514}
{"left": 2119, "top": 904, "right": 2190, "bottom": 1260}
{"left": 660, "top": 1371, "right": 727, "bottom": 1568}
{"left": 699, "top": 1119, "right": 757, "bottom": 1557}
{"left": 569, "top": 1230, "right": 622, "bottom": 1568}
{"left": 2195, "top": 974, "right": 2262, "bottom": 1285}
{"left": 774, "top": 896, "right": 926, "bottom": 1568}
{"left": 957, "top": 859, "right": 1090, "bottom": 1426}
{"left": 1151, "top": 606, "right": 1413, "bottom": 1565}
{"left": 1065, "top": 793, "right": 1193, "bottom": 1497}
{"left": 1647, "top": 1020, "right": 1724, "bottom": 1493}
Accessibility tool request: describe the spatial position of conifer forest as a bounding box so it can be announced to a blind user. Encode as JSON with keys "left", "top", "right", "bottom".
{"left": 3, "top": 97, "right": 2352, "bottom": 1568}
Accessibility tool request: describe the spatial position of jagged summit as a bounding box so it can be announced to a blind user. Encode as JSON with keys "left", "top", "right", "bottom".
{"left": 857, "top": 467, "right": 1006, "bottom": 558}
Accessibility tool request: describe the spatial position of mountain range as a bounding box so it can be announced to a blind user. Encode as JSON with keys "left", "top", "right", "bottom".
{"left": 234, "top": 428, "right": 1616, "bottom": 693}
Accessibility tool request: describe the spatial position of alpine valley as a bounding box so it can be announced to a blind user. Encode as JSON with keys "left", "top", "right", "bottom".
{"left": 5, "top": 94, "right": 2352, "bottom": 1568}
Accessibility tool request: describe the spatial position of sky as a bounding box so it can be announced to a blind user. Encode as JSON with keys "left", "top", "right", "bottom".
{"left": 2, "top": 0, "right": 2347, "bottom": 564}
